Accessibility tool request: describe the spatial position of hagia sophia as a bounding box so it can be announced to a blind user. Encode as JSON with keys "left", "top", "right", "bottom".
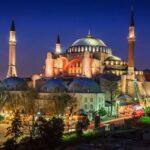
{"left": 0, "top": 9, "right": 150, "bottom": 117}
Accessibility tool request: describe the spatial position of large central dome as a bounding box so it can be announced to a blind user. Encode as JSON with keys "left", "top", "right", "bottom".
{"left": 67, "top": 34, "right": 111, "bottom": 54}
{"left": 72, "top": 36, "right": 106, "bottom": 47}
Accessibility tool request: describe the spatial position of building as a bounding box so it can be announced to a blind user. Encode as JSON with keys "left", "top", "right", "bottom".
{"left": 1, "top": 8, "right": 150, "bottom": 117}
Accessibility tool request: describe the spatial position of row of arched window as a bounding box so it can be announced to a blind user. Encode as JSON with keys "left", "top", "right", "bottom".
{"left": 68, "top": 46, "right": 111, "bottom": 54}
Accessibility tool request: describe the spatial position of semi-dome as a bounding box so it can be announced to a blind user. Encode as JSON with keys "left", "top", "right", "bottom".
{"left": 2, "top": 77, "right": 28, "bottom": 91}
{"left": 40, "top": 78, "right": 67, "bottom": 93}
{"left": 68, "top": 77, "right": 101, "bottom": 93}
{"left": 105, "top": 55, "right": 121, "bottom": 61}
{"left": 67, "top": 34, "right": 112, "bottom": 54}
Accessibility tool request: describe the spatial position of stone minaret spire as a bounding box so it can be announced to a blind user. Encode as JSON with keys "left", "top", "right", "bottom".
{"left": 128, "top": 8, "right": 135, "bottom": 78}
{"left": 55, "top": 35, "right": 61, "bottom": 54}
{"left": 7, "top": 20, "right": 17, "bottom": 77}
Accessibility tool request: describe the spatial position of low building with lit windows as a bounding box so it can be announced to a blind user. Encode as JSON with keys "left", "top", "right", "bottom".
{"left": 35, "top": 77, "right": 107, "bottom": 115}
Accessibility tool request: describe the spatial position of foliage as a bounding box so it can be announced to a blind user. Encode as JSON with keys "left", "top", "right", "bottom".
{"left": 139, "top": 116, "right": 150, "bottom": 124}
{"left": 63, "top": 133, "right": 78, "bottom": 142}
{"left": 98, "top": 107, "right": 107, "bottom": 116}
{"left": 82, "top": 118, "right": 90, "bottom": 130}
{"left": 3, "top": 138, "right": 16, "bottom": 150}
{"left": 6, "top": 111, "right": 23, "bottom": 141}
{"left": 145, "top": 107, "right": 150, "bottom": 117}
{"left": 3, "top": 88, "right": 37, "bottom": 114}
{"left": 101, "top": 74, "right": 120, "bottom": 116}
{"left": 0, "top": 89, "right": 10, "bottom": 112}
{"left": 63, "top": 131, "right": 97, "bottom": 143}
{"left": 82, "top": 131, "right": 97, "bottom": 139}
{"left": 37, "top": 117, "right": 64, "bottom": 148}
{"left": 53, "top": 93, "right": 76, "bottom": 115}
{"left": 94, "top": 115, "right": 100, "bottom": 129}
{"left": 75, "top": 120, "right": 83, "bottom": 137}
{"left": 22, "top": 88, "right": 37, "bottom": 114}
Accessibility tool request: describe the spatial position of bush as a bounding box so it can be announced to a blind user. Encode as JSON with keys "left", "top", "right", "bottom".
{"left": 82, "top": 118, "right": 90, "bottom": 130}
{"left": 6, "top": 111, "right": 23, "bottom": 141}
{"left": 98, "top": 107, "right": 107, "bottom": 117}
{"left": 4, "top": 138, "right": 16, "bottom": 150}
{"left": 139, "top": 116, "right": 150, "bottom": 124}
{"left": 145, "top": 107, "right": 150, "bottom": 117}
{"left": 37, "top": 117, "right": 64, "bottom": 148}
{"left": 75, "top": 121, "right": 83, "bottom": 138}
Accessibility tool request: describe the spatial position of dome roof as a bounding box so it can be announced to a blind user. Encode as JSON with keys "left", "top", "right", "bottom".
{"left": 2, "top": 77, "right": 28, "bottom": 91}
{"left": 40, "top": 78, "right": 67, "bottom": 93}
{"left": 72, "top": 36, "right": 106, "bottom": 47}
{"left": 105, "top": 55, "right": 121, "bottom": 61}
{"left": 67, "top": 34, "right": 111, "bottom": 54}
{"left": 68, "top": 77, "right": 101, "bottom": 93}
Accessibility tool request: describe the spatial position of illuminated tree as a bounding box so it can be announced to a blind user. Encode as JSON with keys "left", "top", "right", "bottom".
{"left": 6, "top": 111, "right": 23, "bottom": 141}
{"left": 0, "top": 89, "right": 10, "bottom": 112}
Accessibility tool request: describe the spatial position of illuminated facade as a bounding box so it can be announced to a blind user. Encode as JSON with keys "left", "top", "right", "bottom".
{"left": 34, "top": 32, "right": 128, "bottom": 82}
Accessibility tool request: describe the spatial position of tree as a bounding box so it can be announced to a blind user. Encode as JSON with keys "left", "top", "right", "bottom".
{"left": 0, "top": 89, "right": 10, "bottom": 112}
{"left": 75, "top": 120, "right": 83, "bottom": 138}
{"left": 4, "top": 138, "right": 16, "bottom": 150}
{"left": 98, "top": 107, "right": 107, "bottom": 117}
{"left": 101, "top": 74, "right": 120, "bottom": 116}
{"left": 145, "top": 107, "right": 150, "bottom": 117}
{"left": 23, "top": 88, "right": 37, "bottom": 114}
{"left": 53, "top": 93, "right": 75, "bottom": 116}
{"left": 94, "top": 115, "right": 100, "bottom": 129}
{"left": 5, "top": 88, "right": 37, "bottom": 115}
{"left": 37, "top": 117, "right": 64, "bottom": 148}
{"left": 82, "top": 118, "right": 90, "bottom": 130}
{"left": 6, "top": 111, "right": 23, "bottom": 141}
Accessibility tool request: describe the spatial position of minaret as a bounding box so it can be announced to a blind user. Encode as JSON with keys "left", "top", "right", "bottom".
{"left": 7, "top": 20, "right": 17, "bottom": 77}
{"left": 128, "top": 8, "right": 135, "bottom": 79}
{"left": 55, "top": 35, "right": 61, "bottom": 54}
